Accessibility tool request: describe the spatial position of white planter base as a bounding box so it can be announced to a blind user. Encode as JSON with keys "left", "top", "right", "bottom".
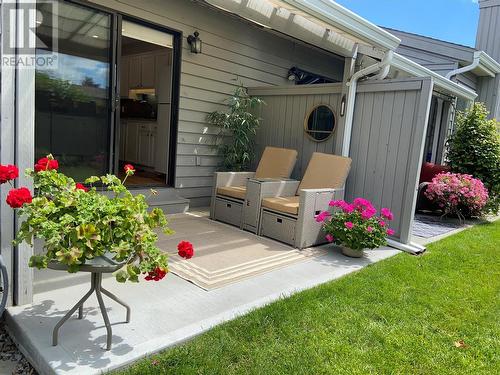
{"left": 341, "top": 246, "right": 365, "bottom": 258}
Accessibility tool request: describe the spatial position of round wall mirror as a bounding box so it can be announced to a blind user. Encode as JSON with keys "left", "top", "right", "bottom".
{"left": 304, "top": 104, "right": 336, "bottom": 141}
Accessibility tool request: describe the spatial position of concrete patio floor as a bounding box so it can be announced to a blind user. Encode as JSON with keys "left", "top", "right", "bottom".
{"left": 6, "top": 211, "right": 400, "bottom": 375}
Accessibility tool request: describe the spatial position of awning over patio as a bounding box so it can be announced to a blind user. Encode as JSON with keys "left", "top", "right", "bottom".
{"left": 202, "top": 0, "right": 401, "bottom": 58}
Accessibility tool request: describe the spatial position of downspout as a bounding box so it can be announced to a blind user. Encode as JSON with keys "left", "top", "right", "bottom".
{"left": 341, "top": 50, "right": 394, "bottom": 157}
{"left": 445, "top": 53, "right": 480, "bottom": 80}
{"left": 387, "top": 239, "right": 426, "bottom": 255}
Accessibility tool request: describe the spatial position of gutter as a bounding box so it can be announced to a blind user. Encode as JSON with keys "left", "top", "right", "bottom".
{"left": 446, "top": 50, "right": 500, "bottom": 79}
{"left": 341, "top": 50, "right": 394, "bottom": 157}
{"left": 445, "top": 53, "right": 481, "bottom": 79}
{"left": 391, "top": 53, "right": 477, "bottom": 101}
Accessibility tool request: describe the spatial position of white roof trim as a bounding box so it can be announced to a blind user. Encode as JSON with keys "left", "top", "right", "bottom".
{"left": 392, "top": 53, "right": 477, "bottom": 101}
{"left": 202, "top": 0, "right": 400, "bottom": 57}
{"left": 473, "top": 51, "right": 500, "bottom": 77}
{"left": 282, "top": 0, "right": 400, "bottom": 50}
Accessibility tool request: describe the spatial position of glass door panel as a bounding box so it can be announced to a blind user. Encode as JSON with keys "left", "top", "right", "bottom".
{"left": 35, "top": 0, "right": 113, "bottom": 181}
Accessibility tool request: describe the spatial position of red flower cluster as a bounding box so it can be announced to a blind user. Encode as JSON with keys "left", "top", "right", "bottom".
{"left": 0, "top": 164, "right": 19, "bottom": 184}
{"left": 75, "top": 183, "right": 89, "bottom": 192}
{"left": 6, "top": 187, "right": 33, "bottom": 208}
{"left": 145, "top": 267, "right": 167, "bottom": 281}
{"left": 124, "top": 164, "right": 135, "bottom": 174}
{"left": 177, "top": 241, "right": 194, "bottom": 259}
{"left": 34, "top": 157, "right": 59, "bottom": 172}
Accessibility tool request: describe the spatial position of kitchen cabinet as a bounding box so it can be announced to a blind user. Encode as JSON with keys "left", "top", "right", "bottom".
{"left": 121, "top": 50, "right": 171, "bottom": 94}
{"left": 137, "top": 123, "right": 157, "bottom": 167}
{"left": 124, "top": 121, "right": 138, "bottom": 163}
{"left": 125, "top": 54, "right": 156, "bottom": 89}
{"left": 122, "top": 120, "right": 157, "bottom": 168}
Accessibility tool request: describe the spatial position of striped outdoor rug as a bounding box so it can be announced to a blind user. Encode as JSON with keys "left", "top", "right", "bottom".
{"left": 156, "top": 212, "right": 326, "bottom": 290}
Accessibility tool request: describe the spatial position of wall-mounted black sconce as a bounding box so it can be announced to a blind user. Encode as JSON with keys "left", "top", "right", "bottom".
{"left": 340, "top": 94, "right": 346, "bottom": 117}
{"left": 187, "top": 31, "right": 202, "bottom": 54}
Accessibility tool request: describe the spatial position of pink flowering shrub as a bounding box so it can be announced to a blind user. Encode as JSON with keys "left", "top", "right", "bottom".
{"left": 424, "top": 172, "right": 489, "bottom": 217}
{"left": 319, "top": 198, "right": 395, "bottom": 251}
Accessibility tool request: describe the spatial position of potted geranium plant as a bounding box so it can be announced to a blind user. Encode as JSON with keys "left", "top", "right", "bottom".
{"left": 1, "top": 155, "right": 194, "bottom": 282}
{"left": 317, "top": 198, "right": 395, "bottom": 258}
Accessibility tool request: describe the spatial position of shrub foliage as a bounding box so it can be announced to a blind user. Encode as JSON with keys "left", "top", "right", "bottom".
{"left": 424, "top": 172, "right": 489, "bottom": 218}
{"left": 447, "top": 103, "right": 500, "bottom": 213}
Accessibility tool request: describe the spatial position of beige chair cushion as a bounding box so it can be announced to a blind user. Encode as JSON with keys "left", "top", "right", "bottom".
{"left": 298, "top": 152, "right": 352, "bottom": 190}
{"left": 217, "top": 186, "right": 247, "bottom": 200}
{"left": 254, "top": 147, "right": 298, "bottom": 179}
{"left": 261, "top": 196, "right": 300, "bottom": 215}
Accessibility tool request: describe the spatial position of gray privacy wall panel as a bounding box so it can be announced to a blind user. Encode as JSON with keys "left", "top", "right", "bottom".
{"left": 346, "top": 78, "right": 434, "bottom": 244}
{"left": 249, "top": 83, "right": 343, "bottom": 180}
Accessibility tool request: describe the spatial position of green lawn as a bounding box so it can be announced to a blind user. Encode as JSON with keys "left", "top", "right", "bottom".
{"left": 118, "top": 221, "right": 500, "bottom": 375}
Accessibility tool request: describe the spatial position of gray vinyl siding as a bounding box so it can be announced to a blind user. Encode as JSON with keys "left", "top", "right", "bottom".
{"left": 476, "top": 0, "right": 500, "bottom": 118}
{"left": 454, "top": 71, "right": 478, "bottom": 92}
{"left": 346, "top": 78, "right": 434, "bottom": 243}
{"left": 90, "top": 0, "right": 345, "bottom": 207}
{"left": 386, "top": 27, "right": 476, "bottom": 63}
{"left": 476, "top": 0, "right": 500, "bottom": 57}
{"left": 421, "top": 63, "right": 459, "bottom": 77}
{"left": 396, "top": 46, "right": 457, "bottom": 65}
{"left": 386, "top": 28, "right": 481, "bottom": 92}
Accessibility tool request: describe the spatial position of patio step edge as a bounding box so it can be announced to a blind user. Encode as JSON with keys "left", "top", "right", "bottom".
{"left": 5, "top": 310, "right": 56, "bottom": 375}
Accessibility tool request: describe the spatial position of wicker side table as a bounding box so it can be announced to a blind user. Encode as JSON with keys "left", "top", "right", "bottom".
{"left": 48, "top": 255, "right": 131, "bottom": 350}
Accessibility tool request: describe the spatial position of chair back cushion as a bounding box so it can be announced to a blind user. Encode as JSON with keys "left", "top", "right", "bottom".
{"left": 254, "top": 147, "right": 298, "bottom": 179}
{"left": 298, "top": 152, "right": 352, "bottom": 190}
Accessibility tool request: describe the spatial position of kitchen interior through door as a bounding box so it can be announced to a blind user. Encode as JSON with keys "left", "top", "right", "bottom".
{"left": 117, "top": 20, "right": 174, "bottom": 187}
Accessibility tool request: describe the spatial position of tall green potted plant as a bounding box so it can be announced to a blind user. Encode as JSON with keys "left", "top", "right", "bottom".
{"left": 208, "top": 85, "right": 264, "bottom": 171}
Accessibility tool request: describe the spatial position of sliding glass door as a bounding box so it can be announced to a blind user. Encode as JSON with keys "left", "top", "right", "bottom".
{"left": 35, "top": 0, "right": 114, "bottom": 181}
{"left": 35, "top": 1, "right": 180, "bottom": 186}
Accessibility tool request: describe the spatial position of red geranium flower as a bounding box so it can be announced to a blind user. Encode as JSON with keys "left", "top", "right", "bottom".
{"left": 75, "top": 183, "right": 89, "bottom": 192}
{"left": 0, "top": 164, "right": 19, "bottom": 184}
{"left": 145, "top": 267, "right": 167, "bottom": 281}
{"left": 34, "top": 157, "right": 59, "bottom": 172}
{"left": 177, "top": 241, "right": 194, "bottom": 259}
{"left": 6, "top": 187, "right": 33, "bottom": 208}
{"left": 124, "top": 164, "right": 135, "bottom": 174}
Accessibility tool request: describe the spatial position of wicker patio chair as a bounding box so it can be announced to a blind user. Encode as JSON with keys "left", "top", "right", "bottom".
{"left": 258, "top": 152, "right": 352, "bottom": 249}
{"left": 210, "top": 147, "right": 298, "bottom": 229}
